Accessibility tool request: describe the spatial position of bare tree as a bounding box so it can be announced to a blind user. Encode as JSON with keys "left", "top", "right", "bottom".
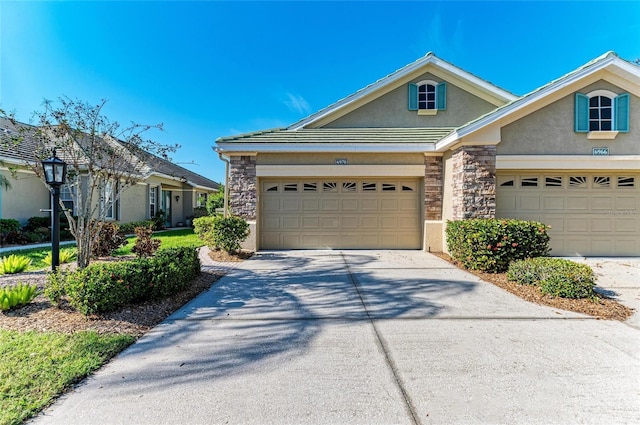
{"left": 1, "top": 98, "right": 176, "bottom": 268}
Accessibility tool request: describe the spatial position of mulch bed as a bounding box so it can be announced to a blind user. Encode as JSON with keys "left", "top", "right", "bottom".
{"left": 0, "top": 250, "right": 252, "bottom": 336}
{"left": 432, "top": 252, "right": 634, "bottom": 322}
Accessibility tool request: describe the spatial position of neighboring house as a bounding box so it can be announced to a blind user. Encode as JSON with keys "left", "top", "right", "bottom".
{"left": 215, "top": 52, "right": 640, "bottom": 256}
{"left": 0, "top": 117, "right": 219, "bottom": 227}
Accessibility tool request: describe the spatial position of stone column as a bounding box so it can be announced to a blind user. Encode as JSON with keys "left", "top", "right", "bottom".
{"left": 424, "top": 155, "right": 443, "bottom": 220}
{"left": 451, "top": 146, "right": 496, "bottom": 220}
{"left": 229, "top": 155, "right": 257, "bottom": 220}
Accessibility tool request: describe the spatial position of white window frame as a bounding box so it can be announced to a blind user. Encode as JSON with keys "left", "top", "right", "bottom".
{"left": 101, "top": 180, "right": 116, "bottom": 220}
{"left": 149, "top": 185, "right": 157, "bottom": 218}
{"left": 587, "top": 89, "right": 616, "bottom": 132}
{"left": 416, "top": 80, "right": 438, "bottom": 112}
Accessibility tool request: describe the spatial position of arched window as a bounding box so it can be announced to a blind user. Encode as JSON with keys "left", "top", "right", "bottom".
{"left": 408, "top": 80, "right": 447, "bottom": 112}
{"left": 575, "top": 90, "right": 629, "bottom": 133}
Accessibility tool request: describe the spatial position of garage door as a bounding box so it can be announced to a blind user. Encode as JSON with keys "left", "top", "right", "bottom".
{"left": 260, "top": 178, "right": 421, "bottom": 249}
{"left": 497, "top": 173, "right": 640, "bottom": 256}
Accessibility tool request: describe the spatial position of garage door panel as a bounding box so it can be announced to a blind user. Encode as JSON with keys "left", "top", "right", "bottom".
{"left": 321, "top": 199, "right": 339, "bottom": 211}
{"left": 566, "top": 196, "right": 589, "bottom": 210}
{"left": 616, "top": 218, "right": 637, "bottom": 232}
{"left": 261, "top": 178, "right": 421, "bottom": 249}
{"left": 282, "top": 199, "right": 300, "bottom": 211}
{"left": 519, "top": 196, "right": 540, "bottom": 210}
{"left": 302, "top": 216, "right": 319, "bottom": 229}
{"left": 591, "top": 218, "right": 613, "bottom": 232}
{"left": 321, "top": 217, "right": 339, "bottom": 229}
{"left": 381, "top": 199, "right": 399, "bottom": 211}
{"left": 282, "top": 216, "right": 300, "bottom": 230}
{"left": 591, "top": 196, "right": 612, "bottom": 210}
{"left": 543, "top": 197, "right": 564, "bottom": 210}
{"left": 302, "top": 199, "right": 319, "bottom": 211}
{"left": 615, "top": 197, "right": 637, "bottom": 210}
{"left": 497, "top": 172, "right": 639, "bottom": 256}
{"left": 263, "top": 198, "right": 281, "bottom": 212}
{"left": 342, "top": 216, "right": 358, "bottom": 229}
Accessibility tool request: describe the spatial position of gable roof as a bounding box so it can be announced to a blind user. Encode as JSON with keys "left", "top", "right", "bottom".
{"left": 288, "top": 52, "right": 517, "bottom": 130}
{"left": 436, "top": 51, "right": 640, "bottom": 150}
{"left": 0, "top": 117, "right": 219, "bottom": 191}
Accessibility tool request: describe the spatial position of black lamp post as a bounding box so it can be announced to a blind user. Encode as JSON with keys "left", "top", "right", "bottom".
{"left": 41, "top": 149, "right": 67, "bottom": 271}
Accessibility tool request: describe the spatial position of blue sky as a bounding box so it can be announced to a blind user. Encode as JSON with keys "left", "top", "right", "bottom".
{"left": 2, "top": 1, "right": 639, "bottom": 184}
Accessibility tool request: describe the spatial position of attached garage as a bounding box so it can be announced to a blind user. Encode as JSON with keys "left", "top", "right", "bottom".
{"left": 259, "top": 178, "right": 422, "bottom": 249}
{"left": 496, "top": 172, "right": 640, "bottom": 256}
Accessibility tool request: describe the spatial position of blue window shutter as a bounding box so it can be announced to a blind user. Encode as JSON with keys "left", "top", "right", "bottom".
{"left": 574, "top": 93, "right": 589, "bottom": 132}
{"left": 408, "top": 83, "right": 418, "bottom": 111}
{"left": 614, "top": 93, "right": 629, "bottom": 132}
{"left": 436, "top": 82, "right": 447, "bottom": 110}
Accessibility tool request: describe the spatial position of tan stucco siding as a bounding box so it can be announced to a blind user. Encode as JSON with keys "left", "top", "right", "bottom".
{"left": 0, "top": 170, "right": 49, "bottom": 224}
{"left": 324, "top": 73, "right": 497, "bottom": 128}
{"left": 498, "top": 81, "right": 640, "bottom": 156}
{"left": 257, "top": 153, "right": 425, "bottom": 166}
{"left": 441, "top": 150, "right": 454, "bottom": 253}
{"left": 118, "top": 184, "right": 148, "bottom": 223}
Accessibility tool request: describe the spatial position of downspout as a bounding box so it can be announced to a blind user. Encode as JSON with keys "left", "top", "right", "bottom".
{"left": 218, "top": 152, "right": 230, "bottom": 218}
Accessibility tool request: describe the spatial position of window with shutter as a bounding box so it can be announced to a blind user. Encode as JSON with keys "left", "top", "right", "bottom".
{"left": 574, "top": 90, "right": 629, "bottom": 137}
{"left": 408, "top": 80, "right": 447, "bottom": 113}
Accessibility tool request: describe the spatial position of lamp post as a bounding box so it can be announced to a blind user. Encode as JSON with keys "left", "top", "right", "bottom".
{"left": 41, "top": 149, "right": 67, "bottom": 271}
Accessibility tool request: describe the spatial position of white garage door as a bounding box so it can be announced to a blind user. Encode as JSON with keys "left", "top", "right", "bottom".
{"left": 497, "top": 173, "right": 640, "bottom": 256}
{"left": 260, "top": 178, "right": 421, "bottom": 249}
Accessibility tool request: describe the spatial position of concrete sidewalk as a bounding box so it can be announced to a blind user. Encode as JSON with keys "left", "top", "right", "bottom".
{"left": 31, "top": 251, "right": 640, "bottom": 425}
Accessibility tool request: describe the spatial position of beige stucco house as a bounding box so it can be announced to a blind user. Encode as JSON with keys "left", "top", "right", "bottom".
{"left": 216, "top": 51, "right": 639, "bottom": 256}
{"left": 0, "top": 118, "right": 220, "bottom": 228}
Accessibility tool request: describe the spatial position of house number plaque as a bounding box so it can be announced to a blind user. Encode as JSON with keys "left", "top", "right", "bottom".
{"left": 335, "top": 159, "right": 348, "bottom": 165}
{"left": 592, "top": 148, "right": 609, "bottom": 156}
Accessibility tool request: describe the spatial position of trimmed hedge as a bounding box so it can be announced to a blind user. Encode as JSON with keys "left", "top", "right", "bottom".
{"left": 446, "top": 218, "right": 550, "bottom": 273}
{"left": 45, "top": 246, "right": 201, "bottom": 315}
{"left": 507, "top": 257, "right": 596, "bottom": 299}
{"left": 193, "top": 215, "right": 249, "bottom": 253}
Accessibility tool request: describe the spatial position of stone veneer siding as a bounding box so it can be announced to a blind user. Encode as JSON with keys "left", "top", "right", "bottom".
{"left": 451, "top": 146, "right": 496, "bottom": 220}
{"left": 229, "top": 155, "right": 257, "bottom": 220}
{"left": 424, "top": 155, "right": 443, "bottom": 220}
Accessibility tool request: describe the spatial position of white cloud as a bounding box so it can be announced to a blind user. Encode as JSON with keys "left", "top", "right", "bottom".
{"left": 283, "top": 92, "right": 311, "bottom": 115}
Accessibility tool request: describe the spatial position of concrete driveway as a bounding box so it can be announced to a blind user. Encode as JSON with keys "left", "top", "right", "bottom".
{"left": 33, "top": 251, "right": 640, "bottom": 425}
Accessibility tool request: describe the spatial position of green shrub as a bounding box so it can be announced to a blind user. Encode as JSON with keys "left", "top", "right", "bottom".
{"left": 0, "top": 283, "right": 39, "bottom": 310}
{"left": 119, "top": 220, "right": 156, "bottom": 234}
{"left": 43, "top": 248, "right": 77, "bottom": 266}
{"left": 132, "top": 226, "right": 161, "bottom": 257}
{"left": 23, "top": 216, "right": 50, "bottom": 232}
{"left": 446, "top": 218, "right": 550, "bottom": 273}
{"left": 0, "top": 254, "right": 32, "bottom": 274}
{"left": 193, "top": 215, "right": 249, "bottom": 253}
{"left": 193, "top": 216, "right": 217, "bottom": 247}
{"left": 92, "top": 222, "right": 127, "bottom": 257}
{"left": 45, "top": 246, "right": 200, "bottom": 315}
{"left": 0, "top": 218, "right": 21, "bottom": 234}
{"left": 507, "top": 257, "right": 596, "bottom": 299}
{"left": 192, "top": 207, "right": 209, "bottom": 219}
{"left": 206, "top": 191, "right": 224, "bottom": 215}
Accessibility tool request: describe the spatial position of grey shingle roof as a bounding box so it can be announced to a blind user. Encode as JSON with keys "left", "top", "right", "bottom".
{"left": 1, "top": 117, "right": 219, "bottom": 191}
{"left": 216, "top": 127, "right": 456, "bottom": 144}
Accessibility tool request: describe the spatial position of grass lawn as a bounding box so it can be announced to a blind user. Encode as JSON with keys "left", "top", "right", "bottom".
{"left": 0, "top": 229, "right": 202, "bottom": 271}
{"left": 0, "top": 330, "right": 134, "bottom": 425}
{"left": 114, "top": 228, "right": 203, "bottom": 255}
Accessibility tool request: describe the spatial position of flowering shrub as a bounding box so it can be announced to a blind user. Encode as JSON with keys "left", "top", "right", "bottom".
{"left": 445, "top": 218, "right": 550, "bottom": 273}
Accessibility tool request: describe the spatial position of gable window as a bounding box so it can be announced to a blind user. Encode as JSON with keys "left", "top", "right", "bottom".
{"left": 575, "top": 90, "right": 629, "bottom": 136}
{"left": 408, "top": 80, "right": 447, "bottom": 113}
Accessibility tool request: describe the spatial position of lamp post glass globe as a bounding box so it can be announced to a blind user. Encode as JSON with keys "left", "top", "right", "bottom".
{"left": 41, "top": 150, "right": 67, "bottom": 270}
